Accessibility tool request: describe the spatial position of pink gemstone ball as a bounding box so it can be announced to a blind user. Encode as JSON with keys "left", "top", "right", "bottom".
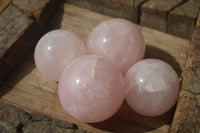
{"left": 34, "top": 30, "right": 86, "bottom": 81}
{"left": 58, "top": 55, "right": 125, "bottom": 123}
{"left": 87, "top": 18, "right": 145, "bottom": 74}
{"left": 125, "top": 59, "right": 180, "bottom": 116}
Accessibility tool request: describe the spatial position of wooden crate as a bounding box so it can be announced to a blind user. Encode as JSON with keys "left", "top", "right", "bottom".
{"left": 0, "top": 1, "right": 200, "bottom": 132}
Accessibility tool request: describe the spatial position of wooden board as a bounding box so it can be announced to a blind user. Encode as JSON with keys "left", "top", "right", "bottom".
{"left": 12, "top": 0, "right": 58, "bottom": 31}
{"left": 170, "top": 12, "right": 200, "bottom": 132}
{"left": 65, "top": 0, "right": 200, "bottom": 40}
{"left": 134, "top": 0, "right": 149, "bottom": 23}
{"left": 0, "top": 0, "right": 57, "bottom": 84}
{"left": 102, "top": 0, "right": 134, "bottom": 21}
{"left": 0, "top": 3, "right": 37, "bottom": 84}
{"left": 140, "top": 0, "right": 185, "bottom": 32}
{"left": 0, "top": 3, "right": 190, "bottom": 133}
{"left": 0, "top": 0, "right": 12, "bottom": 13}
{"left": 66, "top": 0, "right": 149, "bottom": 23}
{"left": 0, "top": 101, "right": 89, "bottom": 132}
{"left": 67, "top": 0, "right": 103, "bottom": 13}
{"left": 167, "top": 0, "right": 200, "bottom": 40}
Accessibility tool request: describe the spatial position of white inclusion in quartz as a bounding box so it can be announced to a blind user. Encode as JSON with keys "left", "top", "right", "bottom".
{"left": 58, "top": 55, "right": 125, "bottom": 123}
{"left": 125, "top": 59, "right": 180, "bottom": 117}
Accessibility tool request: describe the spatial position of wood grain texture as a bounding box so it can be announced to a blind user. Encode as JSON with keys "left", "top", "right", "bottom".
{"left": 140, "top": 0, "right": 185, "bottom": 32}
{"left": 0, "top": 101, "right": 90, "bottom": 133}
{"left": 0, "top": 4, "right": 36, "bottom": 84}
{"left": 66, "top": 0, "right": 149, "bottom": 23}
{"left": 67, "top": 0, "right": 103, "bottom": 13}
{"left": 63, "top": 0, "right": 199, "bottom": 39}
{"left": 134, "top": 0, "right": 149, "bottom": 23}
{"left": 0, "top": 3, "right": 190, "bottom": 133}
{"left": 12, "top": 0, "right": 53, "bottom": 13}
{"left": 0, "top": 0, "right": 57, "bottom": 84}
{"left": 167, "top": 0, "right": 200, "bottom": 40}
{"left": 170, "top": 12, "right": 200, "bottom": 133}
{"left": 12, "top": 0, "right": 58, "bottom": 32}
{"left": 0, "top": 4, "right": 24, "bottom": 58}
{"left": 0, "top": 0, "right": 12, "bottom": 13}
{"left": 102, "top": 0, "right": 134, "bottom": 21}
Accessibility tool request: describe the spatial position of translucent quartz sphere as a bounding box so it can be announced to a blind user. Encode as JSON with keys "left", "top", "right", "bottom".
{"left": 125, "top": 59, "right": 180, "bottom": 116}
{"left": 87, "top": 18, "right": 145, "bottom": 74}
{"left": 58, "top": 55, "right": 125, "bottom": 123}
{"left": 34, "top": 30, "right": 86, "bottom": 81}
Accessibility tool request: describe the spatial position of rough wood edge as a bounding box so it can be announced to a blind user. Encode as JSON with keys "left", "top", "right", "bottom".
{"left": 0, "top": 101, "right": 91, "bottom": 133}
{"left": 170, "top": 12, "right": 200, "bottom": 132}
{"left": 64, "top": 0, "right": 199, "bottom": 40}
{"left": 140, "top": 0, "right": 186, "bottom": 32}
{"left": 0, "top": 0, "right": 12, "bottom": 13}
{"left": 167, "top": 0, "right": 200, "bottom": 40}
{"left": 0, "top": 0, "right": 58, "bottom": 85}
{"left": 65, "top": 0, "right": 151, "bottom": 23}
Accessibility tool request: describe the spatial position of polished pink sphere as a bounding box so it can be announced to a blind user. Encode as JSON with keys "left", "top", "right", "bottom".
{"left": 34, "top": 30, "right": 86, "bottom": 81}
{"left": 58, "top": 55, "right": 125, "bottom": 123}
{"left": 125, "top": 59, "right": 180, "bottom": 116}
{"left": 87, "top": 18, "right": 145, "bottom": 74}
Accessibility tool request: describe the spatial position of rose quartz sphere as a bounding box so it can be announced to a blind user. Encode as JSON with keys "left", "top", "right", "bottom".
{"left": 87, "top": 18, "right": 145, "bottom": 74}
{"left": 34, "top": 30, "right": 86, "bottom": 81}
{"left": 125, "top": 59, "right": 180, "bottom": 116}
{"left": 58, "top": 55, "right": 125, "bottom": 123}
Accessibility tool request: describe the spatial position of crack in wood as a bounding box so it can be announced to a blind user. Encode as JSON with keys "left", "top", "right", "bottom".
{"left": 0, "top": 102, "right": 90, "bottom": 132}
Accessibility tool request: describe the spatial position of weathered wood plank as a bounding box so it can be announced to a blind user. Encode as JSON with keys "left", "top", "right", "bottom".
{"left": 170, "top": 12, "right": 200, "bottom": 132}
{"left": 134, "top": 0, "right": 149, "bottom": 23}
{"left": 140, "top": 0, "right": 186, "bottom": 32}
{"left": 0, "top": 4, "right": 23, "bottom": 57}
{"left": 12, "top": 0, "right": 58, "bottom": 31}
{"left": 102, "top": 0, "right": 134, "bottom": 21}
{"left": 66, "top": 0, "right": 103, "bottom": 13}
{"left": 0, "top": 0, "right": 12, "bottom": 13}
{"left": 66, "top": 0, "right": 134, "bottom": 21}
{"left": 0, "top": 101, "right": 89, "bottom": 133}
{"left": 167, "top": 0, "right": 200, "bottom": 40}
{"left": 0, "top": 4, "right": 36, "bottom": 84}
{"left": 66, "top": 0, "right": 149, "bottom": 23}
{"left": 0, "top": 3, "right": 190, "bottom": 133}
{"left": 0, "top": 0, "right": 57, "bottom": 84}
{"left": 62, "top": 0, "right": 199, "bottom": 38}
{"left": 12, "top": 0, "right": 52, "bottom": 13}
